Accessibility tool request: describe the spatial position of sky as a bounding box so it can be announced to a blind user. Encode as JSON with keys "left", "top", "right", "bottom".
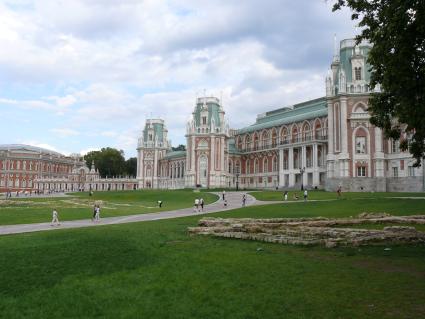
{"left": 0, "top": 0, "right": 357, "bottom": 158}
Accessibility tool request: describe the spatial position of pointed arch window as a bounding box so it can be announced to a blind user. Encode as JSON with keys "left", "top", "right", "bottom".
{"left": 355, "top": 67, "right": 362, "bottom": 81}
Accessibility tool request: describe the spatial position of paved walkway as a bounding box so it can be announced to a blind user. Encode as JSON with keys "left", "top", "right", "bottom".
{"left": 0, "top": 192, "right": 279, "bottom": 236}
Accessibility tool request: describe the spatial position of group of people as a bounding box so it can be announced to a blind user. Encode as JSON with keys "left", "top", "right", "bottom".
{"left": 4, "top": 189, "right": 47, "bottom": 198}
{"left": 194, "top": 198, "right": 205, "bottom": 212}
{"left": 281, "top": 185, "right": 343, "bottom": 202}
{"left": 51, "top": 204, "right": 101, "bottom": 226}
{"left": 92, "top": 205, "right": 101, "bottom": 222}
{"left": 282, "top": 190, "right": 309, "bottom": 202}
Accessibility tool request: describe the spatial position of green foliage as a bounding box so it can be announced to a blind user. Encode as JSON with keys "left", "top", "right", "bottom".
{"left": 333, "top": 0, "right": 425, "bottom": 165}
{"left": 171, "top": 144, "right": 186, "bottom": 151}
{"left": 125, "top": 157, "right": 137, "bottom": 177}
{"left": 84, "top": 147, "right": 126, "bottom": 177}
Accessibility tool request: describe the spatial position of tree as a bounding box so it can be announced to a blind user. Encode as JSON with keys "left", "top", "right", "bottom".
{"left": 172, "top": 144, "right": 186, "bottom": 151}
{"left": 125, "top": 157, "right": 137, "bottom": 177}
{"left": 333, "top": 0, "right": 425, "bottom": 165}
{"left": 83, "top": 148, "right": 126, "bottom": 178}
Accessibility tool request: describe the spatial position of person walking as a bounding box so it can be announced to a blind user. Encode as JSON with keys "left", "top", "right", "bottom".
{"left": 222, "top": 190, "right": 226, "bottom": 201}
{"left": 200, "top": 198, "right": 204, "bottom": 211}
{"left": 337, "top": 185, "right": 342, "bottom": 198}
{"left": 51, "top": 208, "right": 60, "bottom": 226}
{"left": 92, "top": 205, "right": 97, "bottom": 221}
{"left": 284, "top": 191, "right": 288, "bottom": 201}
{"left": 94, "top": 205, "right": 101, "bottom": 222}
{"left": 158, "top": 200, "right": 163, "bottom": 208}
{"left": 242, "top": 194, "right": 246, "bottom": 207}
{"left": 223, "top": 199, "right": 228, "bottom": 208}
{"left": 303, "top": 189, "right": 308, "bottom": 202}
{"left": 194, "top": 198, "right": 199, "bottom": 212}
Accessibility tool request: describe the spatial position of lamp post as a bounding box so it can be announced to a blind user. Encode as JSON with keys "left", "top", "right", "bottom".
{"left": 236, "top": 172, "right": 240, "bottom": 191}
{"left": 300, "top": 167, "right": 305, "bottom": 191}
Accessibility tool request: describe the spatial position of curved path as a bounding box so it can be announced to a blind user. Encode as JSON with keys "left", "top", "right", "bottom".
{"left": 0, "top": 192, "right": 279, "bottom": 236}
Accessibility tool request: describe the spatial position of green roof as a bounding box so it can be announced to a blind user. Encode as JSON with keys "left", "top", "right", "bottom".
{"left": 335, "top": 39, "right": 372, "bottom": 87}
{"left": 228, "top": 139, "right": 241, "bottom": 155}
{"left": 143, "top": 120, "right": 165, "bottom": 142}
{"left": 194, "top": 101, "right": 221, "bottom": 127}
{"left": 163, "top": 150, "right": 186, "bottom": 160}
{"left": 237, "top": 97, "right": 327, "bottom": 134}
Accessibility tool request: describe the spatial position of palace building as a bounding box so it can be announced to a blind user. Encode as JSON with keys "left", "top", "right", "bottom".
{"left": 0, "top": 144, "right": 138, "bottom": 194}
{"left": 137, "top": 39, "right": 424, "bottom": 192}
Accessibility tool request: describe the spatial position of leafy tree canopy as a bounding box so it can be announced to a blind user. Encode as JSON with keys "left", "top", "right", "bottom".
{"left": 172, "top": 144, "right": 186, "bottom": 151}
{"left": 84, "top": 147, "right": 129, "bottom": 178}
{"left": 125, "top": 157, "right": 137, "bottom": 177}
{"left": 333, "top": 0, "right": 425, "bottom": 165}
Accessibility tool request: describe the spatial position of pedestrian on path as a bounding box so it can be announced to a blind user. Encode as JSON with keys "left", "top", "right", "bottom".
{"left": 94, "top": 205, "right": 101, "bottom": 222}
{"left": 222, "top": 190, "right": 226, "bottom": 200}
{"left": 51, "top": 208, "right": 60, "bottom": 226}
{"left": 92, "top": 205, "right": 97, "bottom": 221}
{"left": 303, "top": 189, "right": 308, "bottom": 202}
{"left": 194, "top": 198, "right": 200, "bottom": 212}
{"left": 200, "top": 198, "right": 204, "bottom": 211}
{"left": 284, "top": 191, "right": 288, "bottom": 201}
{"left": 337, "top": 185, "right": 342, "bottom": 198}
{"left": 242, "top": 194, "right": 246, "bottom": 207}
{"left": 223, "top": 199, "right": 228, "bottom": 208}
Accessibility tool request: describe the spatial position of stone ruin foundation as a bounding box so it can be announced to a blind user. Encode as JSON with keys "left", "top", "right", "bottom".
{"left": 188, "top": 213, "right": 425, "bottom": 248}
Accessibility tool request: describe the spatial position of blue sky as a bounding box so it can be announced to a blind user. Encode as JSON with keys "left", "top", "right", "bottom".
{"left": 0, "top": 0, "right": 357, "bottom": 158}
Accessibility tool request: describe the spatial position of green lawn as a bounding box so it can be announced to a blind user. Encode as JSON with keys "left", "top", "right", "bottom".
{"left": 0, "top": 193, "right": 424, "bottom": 318}
{"left": 0, "top": 190, "right": 218, "bottom": 225}
{"left": 252, "top": 189, "right": 425, "bottom": 201}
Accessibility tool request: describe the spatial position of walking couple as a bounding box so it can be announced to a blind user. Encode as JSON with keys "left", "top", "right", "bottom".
{"left": 92, "top": 204, "right": 101, "bottom": 222}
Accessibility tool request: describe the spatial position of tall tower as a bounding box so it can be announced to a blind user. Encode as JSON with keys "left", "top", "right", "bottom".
{"left": 185, "top": 96, "right": 229, "bottom": 188}
{"left": 325, "top": 39, "right": 383, "bottom": 191}
{"left": 137, "top": 119, "right": 170, "bottom": 188}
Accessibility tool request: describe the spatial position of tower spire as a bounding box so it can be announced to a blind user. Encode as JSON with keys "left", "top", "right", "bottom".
{"left": 332, "top": 33, "right": 339, "bottom": 63}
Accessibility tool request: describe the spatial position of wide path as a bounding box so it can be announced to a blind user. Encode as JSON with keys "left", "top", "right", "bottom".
{"left": 0, "top": 192, "right": 279, "bottom": 236}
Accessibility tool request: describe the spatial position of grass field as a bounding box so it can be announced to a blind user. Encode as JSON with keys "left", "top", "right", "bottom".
{"left": 0, "top": 190, "right": 218, "bottom": 225}
{"left": 251, "top": 189, "right": 425, "bottom": 201}
{"left": 0, "top": 192, "right": 424, "bottom": 318}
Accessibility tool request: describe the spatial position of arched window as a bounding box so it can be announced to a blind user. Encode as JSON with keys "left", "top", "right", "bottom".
{"left": 271, "top": 129, "right": 277, "bottom": 147}
{"left": 246, "top": 160, "right": 251, "bottom": 174}
{"left": 254, "top": 159, "right": 259, "bottom": 173}
{"left": 261, "top": 131, "right": 269, "bottom": 148}
{"left": 237, "top": 136, "right": 242, "bottom": 150}
{"left": 355, "top": 67, "right": 361, "bottom": 80}
{"left": 302, "top": 122, "right": 310, "bottom": 141}
{"left": 198, "top": 156, "right": 208, "bottom": 186}
{"left": 235, "top": 161, "right": 240, "bottom": 174}
{"left": 263, "top": 158, "right": 269, "bottom": 173}
{"left": 253, "top": 133, "right": 259, "bottom": 150}
{"left": 355, "top": 127, "right": 368, "bottom": 154}
{"left": 280, "top": 127, "right": 288, "bottom": 145}
{"left": 314, "top": 120, "right": 322, "bottom": 139}
{"left": 292, "top": 125, "right": 298, "bottom": 143}
{"left": 245, "top": 135, "right": 251, "bottom": 150}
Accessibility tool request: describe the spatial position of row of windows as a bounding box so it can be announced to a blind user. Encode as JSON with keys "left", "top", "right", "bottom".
{"left": 0, "top": 160, "right": 70, "bottom": 173}
{"left": 235, "top": 120, "right": 327, "bottom": 151}
{"left": 356, "top": 165, "right": 416, "bottom": 177}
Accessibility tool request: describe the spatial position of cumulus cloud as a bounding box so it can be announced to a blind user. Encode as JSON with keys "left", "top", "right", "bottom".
{"left": 0, "top": 0, "right": 358, "bottom": 157}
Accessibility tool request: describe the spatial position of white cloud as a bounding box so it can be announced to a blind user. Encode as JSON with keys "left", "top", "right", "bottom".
{"left": 79, "top": 147, "right": 101, "bottom": 156}
{"left": 18, "top": 140, "right": 71, "bottom": 156}
{"left": 0, "top": 0, "right": 358, "bottom": 156}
